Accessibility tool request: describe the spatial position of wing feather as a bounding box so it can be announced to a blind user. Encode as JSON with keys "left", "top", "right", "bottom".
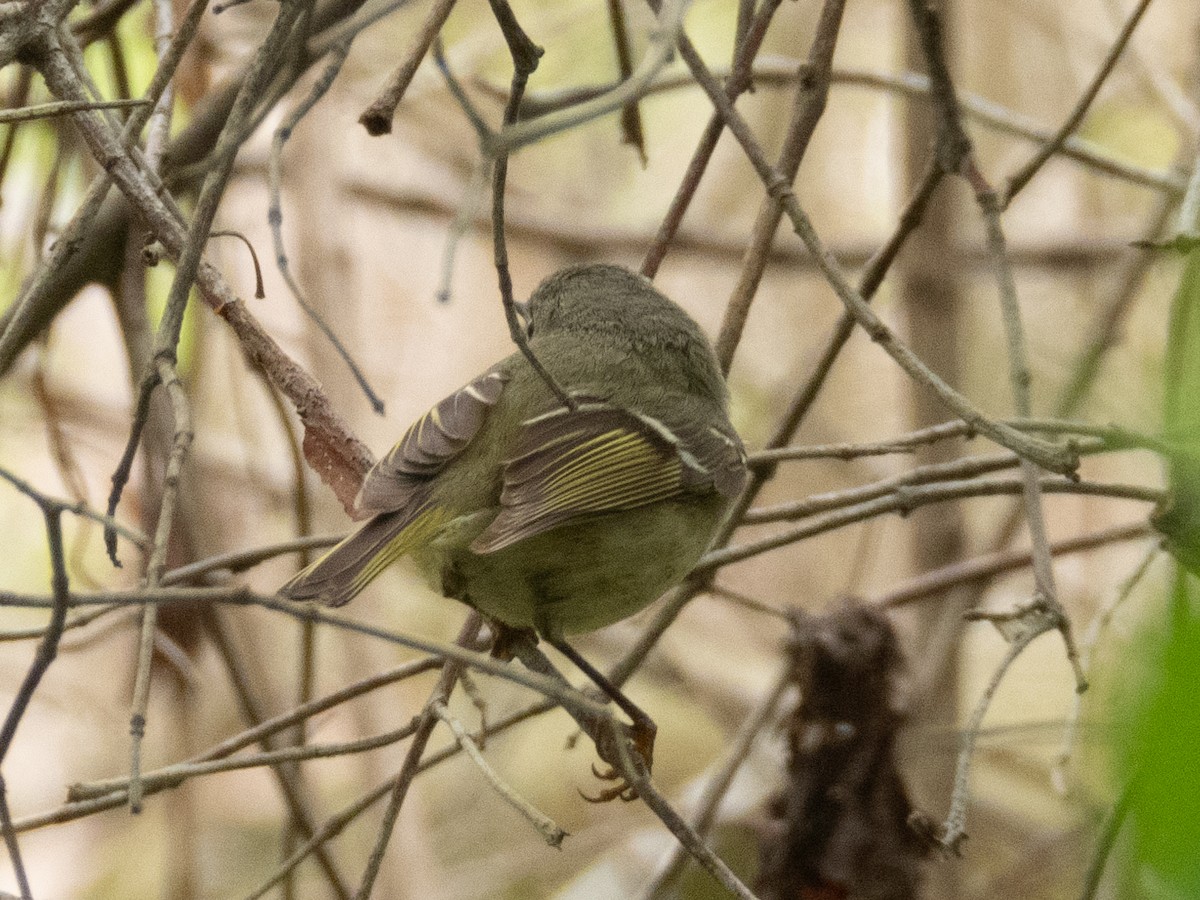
{"left": 280, "top": 495, "right": 450, "bottom": 606}
{"left": 356, "top": 368, "right": 507, "bottom": 514}
{"left": 470, "top": 403, "right": 746, "bottom": 554}
{"left": 283, "top": 368, "right": 507, "bottom": 606}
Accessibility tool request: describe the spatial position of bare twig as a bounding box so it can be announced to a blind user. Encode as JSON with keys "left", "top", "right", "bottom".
{"left": 0, "top": 464, "right": 147, "bottom": 549}
{"left": 973, "top": 178, "right": 1086, "bottom": 689}
{"left": 69, "top": 656, "right": 441, "bottom": 800}
{"left": 163, "top": 534, "right": 340, "bottom": 584}
{"left": 0, "top": 771, "right": 30, "bottom": 899}
{"left": 75, "top": 722, "right": 422, "bottom": 800}
{"left": 697, "top": 476, "right": 1162, "bottom": 574}
{"left": 606, "top": 0, "right": 646, "bottom": 162}
{"left": 939, "top": 603, "right": 1059, "bottom": 851}
{"left": 0, "top": 97, "right": 148, "bottom": 122}
{"left": 1054, "top": 544, "right": 1161, "bottom": 790}
{"left": 0, "top": 504, "right": 68, "bottom": 898}
{"left": 1003, "top": 0, "right": 1156, "bottom": 205}
{"left": 713, "top": 0, "right": 847, "bottom": 373}
{"left": 511, "top": 60, "right": 1186, "bottom": 196}
{"left": 127, "top": 357, "right": 193, "bottom": 812}
{"left": 485, "top": 0, "right": 577, "bottom": 411}
{"left": 432, "top": 700, "right": 567, "bottom": 848}
{"left": 358, "top": 0, "right": 458, "bottom": 135}
{"left": 269, "top": 34, "right": 386, "bottom": 414}
{"left": 876, "top": 522, "right": 1154, "bottom": 609}
{"left": 640, "top": 661, "right": 792, "bottom": 899}
{"left": 0, "top": 604, "right": 124, "bottom": 643}
{"left": 488, "top": 0, "right": 691, "bottom": 155}
{"left": 750, "top": 417, "right": 1178, "bottom": 466}
{"left": 616, "top": 733, "right": 761, "bottom": 900}
{"left": 745, "top": 451, "right": 1030, "bottom": 525}
{"left": 207, "top": 609, "right": 353, "bottom": 898}
{"left": 640, "top": 0, "right": 786, "bottom": 278}
{"left": 353, "top": 614, "right": 484, "bottom": 898}
{"left": 1079, "top": 775, "right": 1137, "bottom": 900}
{"left": 903, "top": 0, "right": 1089, "bottom": 700}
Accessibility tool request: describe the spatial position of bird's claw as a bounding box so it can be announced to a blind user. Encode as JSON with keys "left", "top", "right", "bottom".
{"left": 579, "top": 717, "right": 656, "bottom": 803}
{"left": 581, "top": 763, "right": 639, "bottom": 803}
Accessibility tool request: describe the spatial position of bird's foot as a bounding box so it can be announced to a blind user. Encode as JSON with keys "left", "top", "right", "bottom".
{"left": 489, "top": 623, "right": 538, "bottom": 662}
{"left": 580, "top": 715, "right": 656, "bottom": 803}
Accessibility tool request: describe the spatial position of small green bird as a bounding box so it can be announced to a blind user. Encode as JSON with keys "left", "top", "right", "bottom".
{"left": 281, "top": 264, "right": 747, "bottom": 639}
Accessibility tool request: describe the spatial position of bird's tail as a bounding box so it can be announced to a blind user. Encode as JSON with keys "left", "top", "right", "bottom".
{"left": 280, "top": 503, "right": 450, "bottom": 607}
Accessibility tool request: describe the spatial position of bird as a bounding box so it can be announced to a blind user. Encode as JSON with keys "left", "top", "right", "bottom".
{"left": 281, "top": 263, "right": 747, "bottom": 795}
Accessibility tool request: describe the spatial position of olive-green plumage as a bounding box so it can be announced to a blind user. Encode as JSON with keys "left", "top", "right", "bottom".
{"left": 281, "top": 264, "right": 747, "bottom": 637}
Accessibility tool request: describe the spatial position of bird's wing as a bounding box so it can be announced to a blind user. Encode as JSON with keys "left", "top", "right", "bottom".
{"left": 279, "top": 500, "right": 452, "bottom": 606}
{"left": 470, "top": 402, "right": 746, "bottom": 554}
{"left": 281, "top": 367, "right": 507, "bottom": 607}
{"left": 355, "top": 367, "right": 509, "bottom": 514}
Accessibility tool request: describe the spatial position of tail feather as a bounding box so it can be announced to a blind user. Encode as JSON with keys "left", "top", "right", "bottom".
{"left": 280, "top": 501, "right": 449, "bottom": 607}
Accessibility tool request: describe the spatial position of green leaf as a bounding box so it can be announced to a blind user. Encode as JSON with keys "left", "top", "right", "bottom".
{"left": 1117, "top": 567, "right": 1200, "bottom": 898}
{"left": 1153, "top": 250, "right": 1200, "bottom": 575}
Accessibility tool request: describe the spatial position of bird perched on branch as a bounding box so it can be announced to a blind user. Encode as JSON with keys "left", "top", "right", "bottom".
{"left": 281, "top": 263, "right": 747, "bottom": 796}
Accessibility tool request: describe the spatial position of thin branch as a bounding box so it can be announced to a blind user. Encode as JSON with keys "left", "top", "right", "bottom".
{"left": 903, "top": 0, "right": 1089, "bottom": 695}
{"left": 0, "top": 585, "right": 252, "bottom": 609}
{"left": 875, "top": 522, "right": 1154, "bottom": 609}
{"left": 71, "top": 721, "right": 422, "bottom": 801}
{"left": 0, "top": 504, "right": 68, "bottom": 899}
{"left": 640, "top": 0, "right": 786, "bottom": 278}
{"left": 713, "top": 0, "right": 848, "bottom": 374}
{"left": 0, "top": 604, "right": 123, "bottom": 642}
{"left": 639, "top": 661, "right": 792, "bottom": 899}
{"left": 697, "top": 476, "right": 1162, "bottom": 574}
{"left": 207, "top": 608, "right": 353, "bottom": 899}
{"left": 970, "top": 162, "right": 1087, "bottom": 679}
{"left": 144, "top": 0, "right": 174, "bottom": 173}
{"left": 0, "top": 772, "right": 30, "bottom": 899}
{"left": 242, "top": 777, "right": 397, "bottom": 900}
{"left": 1055, "top": 544, "right": 1161, "bottom": 791}
{"left": 357, "top": 0, "right": 458, "bottom": 135}
{"left": 70, "top": 656, "right": 441, "bottom": 800}
{"left": 510, "top": 62, "right": 1186, "bottom": 195}
{"left": 269, "top": 34, "right": 386, "bottom": 414}
{"left": 0, "top": 514, "right": 74, "bottom": 761}
{"left": 1003, "top": 0, "right": 1156, "bottom": 205}
{"left": 162, "top": 534, "right": 340, "bottom": 585}
{"left": 485, "top": 0, "right": 576, "bottom": 411}
{"left": 487, "top": 0, "right": 691, "bottom": 155}
{"left": 126, "top": 364, "right": 194, "bottom": 816}
{"left": 431, "top": 700, "right": 567, "bottom": 848}
{"left": 745, "top": 451, "right": 1029, "bottom": 526}
{"left": 749, "top": 417, "right": 1178, "bottom": 466}
{"left": 616, "top": 733, "right": 761, "bottom": 900}
{"left": 211, "top": 697, "right": 558, "bottom": 899}
{"left": 939, "top": 604, "right": 1058, "bottom": 851}
{"left": 606, "top": 0, "right": 646, "bottom": 162}
{"left": 0, "top": 97, "right": 148, "bottom": 122}
{"left": 0, "top": 464, "right": 147, "bottom": 549}
{"left": 1079, "top": 775, "right": 1136, "bottom": 900}
{"left": 352, "top": 614, "right": 484, "bottom": 898}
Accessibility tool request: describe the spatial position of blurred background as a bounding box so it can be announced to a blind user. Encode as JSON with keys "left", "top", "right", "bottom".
{"left": 0, "top": 0, "right": 1195, "bottom": 897}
